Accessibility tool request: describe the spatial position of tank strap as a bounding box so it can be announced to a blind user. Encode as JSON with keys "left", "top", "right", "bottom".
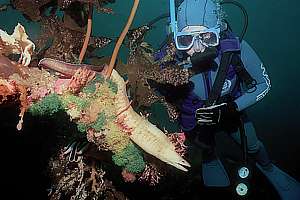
{"left": 205, "top": 51, "right": 234, "bottom": 106}
{"left": 231, "top": 54, "right": 257, "bottom": 90}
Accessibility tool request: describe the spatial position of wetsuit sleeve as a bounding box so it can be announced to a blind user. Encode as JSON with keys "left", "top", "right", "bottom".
{"left": 234, "top": 40, "right": 271, "bottom": 111}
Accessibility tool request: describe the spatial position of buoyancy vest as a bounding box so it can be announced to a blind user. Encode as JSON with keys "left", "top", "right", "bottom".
{"left": 180, "top": 31, "right": 255, "bottom": 131}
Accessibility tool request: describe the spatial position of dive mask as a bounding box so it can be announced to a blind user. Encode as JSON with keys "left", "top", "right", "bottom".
{"left": 175, "top": 26, "right": 221, "bottom": 50}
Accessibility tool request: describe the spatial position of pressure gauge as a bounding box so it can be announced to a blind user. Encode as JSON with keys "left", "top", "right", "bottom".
{"left": 238, "top": 167, "right": 250, "bottom": 179}
{"left": 236, "top": 183, "right": 248, "bottom": 196}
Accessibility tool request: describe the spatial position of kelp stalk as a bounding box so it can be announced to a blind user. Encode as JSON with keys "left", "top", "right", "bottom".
{"left": 106, "top": 0, "right": 140, "bottom": 78}
{"left": 79, "top": 3, "right": 93, "bottom": 63}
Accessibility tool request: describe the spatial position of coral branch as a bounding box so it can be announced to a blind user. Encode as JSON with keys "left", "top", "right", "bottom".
{"left": 106, "top": 0, "right": 140, "bottom": 78}
{"left": 0, "top": 79, "right": 29, "bottom": 130}
{"left": 138, "top": 164, "right": 162, "bottom": 186}
{"left": 79, "top": 3, "right": 93, "bottom": 63}
{"left": 89, "top": 160, "right": 98, "bottom": 192}
{"left": 16, "top": 84, "right": 29, "bottom": 131}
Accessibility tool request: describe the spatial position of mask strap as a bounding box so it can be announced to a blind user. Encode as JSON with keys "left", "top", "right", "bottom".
{"left": 170, "top": 0, "right": 177, "bottom": 38}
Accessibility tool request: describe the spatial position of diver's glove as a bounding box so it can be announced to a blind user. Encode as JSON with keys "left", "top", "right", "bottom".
{"left": 195, "top": 101, "right": 240, "bottom": 126}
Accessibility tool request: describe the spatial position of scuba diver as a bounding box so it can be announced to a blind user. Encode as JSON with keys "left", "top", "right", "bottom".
{"left": 149, "top": 0, "right": 300, "bottom": 199}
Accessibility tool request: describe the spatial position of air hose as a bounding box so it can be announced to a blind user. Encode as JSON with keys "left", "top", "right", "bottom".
{"left": 221, "top": 0, "right": 249, "bottom": 42}
{"left": 147, "top": 13, "right": 170, "bottom": 28}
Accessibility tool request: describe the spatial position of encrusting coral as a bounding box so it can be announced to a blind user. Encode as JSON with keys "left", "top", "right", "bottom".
{"left": 36, "top": 57, "right": 190, "bottom": 173}
{"left": 34, "top": 0, "right": 190, "bottom": 173}
{"left": 0, "top": 23, "right": 38, "bottom": 130}
{"left": 0, "top": 1, "right": 192, "bottom": 197}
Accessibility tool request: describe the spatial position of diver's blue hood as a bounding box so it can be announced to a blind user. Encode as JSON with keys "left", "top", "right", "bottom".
{"left": 177, "top": 0, "right": 219, "bottom": 31}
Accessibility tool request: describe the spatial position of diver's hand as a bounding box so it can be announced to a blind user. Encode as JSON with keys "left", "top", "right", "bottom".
{"left": 195, "top": 102, "right": 239, "bottom": 125}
